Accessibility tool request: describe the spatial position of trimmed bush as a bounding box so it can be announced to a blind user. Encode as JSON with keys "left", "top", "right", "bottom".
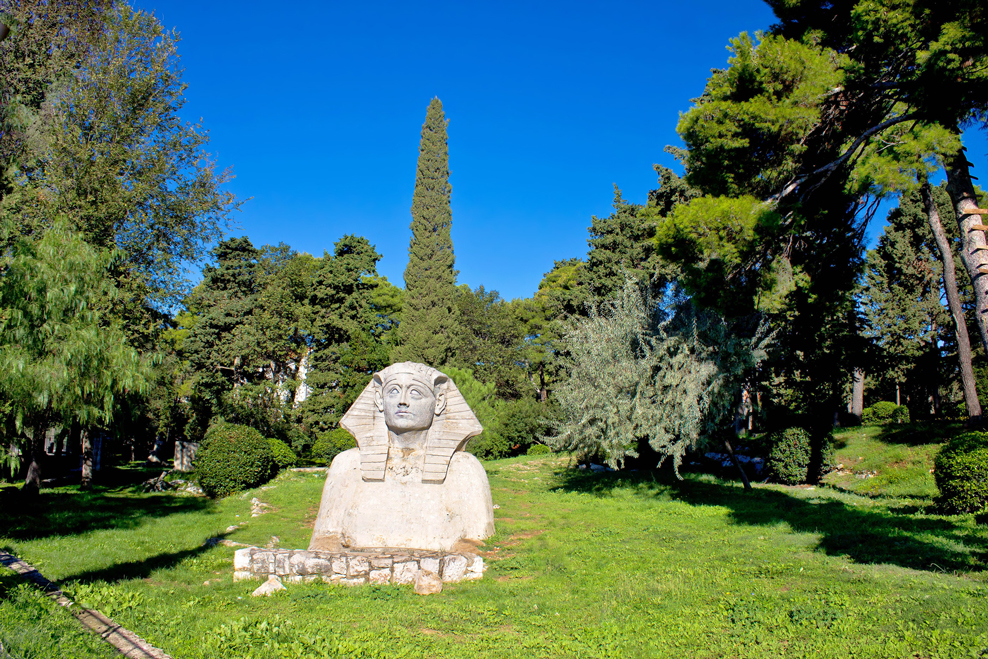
{"left": 891, "top": 405, "right": 910, "bottom": 424}
{"left": 195, "top": 423, "right": 275, "bottom": 498}
{"left": 767, "top": 427, "right": 812, "bottom": 484}
{"left": 267, "top": 437, "right": 298, "bottom": 470}
{"left": 862, "top": 401, "right": 908, "bottom": 425}
{"left": 527, "top": 444, "right": 551, "bottom": 456}
{"left": 311, "top": 428, "right": 356, "bottom": 466}
{"left": 935, "top": 431, "right": 988, "bottom": 514}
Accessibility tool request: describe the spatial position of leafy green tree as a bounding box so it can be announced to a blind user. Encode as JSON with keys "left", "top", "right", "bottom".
{"left": 584, "top": 186, "right": 665, "bottom": 301}
{"left": 0, "top": 222, "right": 150, "bottom": 493}
{"left": 441, "top": 366, "right": 506, "bottom": 460}
{"left": 455, "top": 285, "right": 526, "bottom": 400}
{"left": 512, "top": 258, "right": 588, "bottom": 402}
{"left": 394, "top": 97, "right": 460, "bottom": 367}
{"left": 859, "top": 186, "right": 979, "bottom": 417}
{"left": 300, "top": 236, "right": 388, "bottom": 438}
{"left": 184, "top": 237, "right": 267, "bottom": 390}
{"left": 1, "top": 0, "right": 109, "bottom": 200}
{"left": 762, "top": 0, "right": 988, "bottom": 357}
{"left": 2, "top": 4, "right": 238, "bottom": 307}
{"left": 656, "top": 29, "right": 874, "bottom": 455}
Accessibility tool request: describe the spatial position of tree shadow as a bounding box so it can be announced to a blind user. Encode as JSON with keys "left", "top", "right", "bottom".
{"left": 876, "top": 421, "right": 964, "bottom": 447}
{"left": 552, "top": 467, "right": 988, "bottom": 574}
{"left": 61, "top": 534, "right": 229, "bottom": 585}
{"left": 0, "top": 480, "right": 215, "bottom": 542}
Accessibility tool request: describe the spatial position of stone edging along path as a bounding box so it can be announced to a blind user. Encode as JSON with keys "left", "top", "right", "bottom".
{"left": 0, "top": 550, "right": 173, "bottom": 659}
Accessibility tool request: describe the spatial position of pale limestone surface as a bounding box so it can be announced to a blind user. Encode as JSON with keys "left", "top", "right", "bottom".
{"left": 233, "top": 547, "right": 484, "bottom": 585}
{"left": 309, "top": 363, "right": 495, "bottom": 552}
{"left": 251, "top": 575, "right": 286, "bottom": 597}
{"left": 414, "top": 570, "right": 443, "bottom": 595}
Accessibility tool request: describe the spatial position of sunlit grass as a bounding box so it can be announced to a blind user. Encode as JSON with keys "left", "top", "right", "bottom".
{"left": 2, "top": 427, "right": 987, "bottom": 658}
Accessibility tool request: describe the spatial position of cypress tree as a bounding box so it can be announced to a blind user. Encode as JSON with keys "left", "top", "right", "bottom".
{"left": 393, "top": 97, "right": 460, "bottom": 366}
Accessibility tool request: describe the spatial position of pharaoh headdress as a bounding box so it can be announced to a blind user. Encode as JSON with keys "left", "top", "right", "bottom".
{"left": 339, "top": 362, "right": 483, "bottom": 483}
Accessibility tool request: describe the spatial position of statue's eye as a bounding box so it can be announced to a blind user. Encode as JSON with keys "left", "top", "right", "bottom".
{"left": 387, "top": 387, "right": 400, "bottom": 397}
{"left": 409, "top": 388, "right": 423, "bottom": 399}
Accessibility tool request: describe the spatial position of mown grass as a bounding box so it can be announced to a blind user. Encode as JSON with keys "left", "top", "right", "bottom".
{"left": 2, "top": 425, "right": 987, "bottom": 658}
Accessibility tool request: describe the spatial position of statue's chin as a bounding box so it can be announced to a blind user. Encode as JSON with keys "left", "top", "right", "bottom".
{"left": 386, "top": 418, "right": 433, "bottom": 432}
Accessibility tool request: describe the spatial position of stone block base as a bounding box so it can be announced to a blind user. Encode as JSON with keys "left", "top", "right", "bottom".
{"left": 233, "top": 547, "right": 484, "bottom": 585}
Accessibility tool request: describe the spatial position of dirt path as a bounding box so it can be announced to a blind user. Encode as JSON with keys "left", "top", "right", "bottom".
{"left": 0, "top": 550, "right": 173, "bottom": 659}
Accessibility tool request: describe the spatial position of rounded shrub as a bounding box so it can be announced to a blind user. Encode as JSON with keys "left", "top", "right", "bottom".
{"left": 891, "top": 404, "right": 910, "bottom": 424}
{"left": 935, "top": 431, "right": 988, "bottom": 514}
{"left": 267, "top": 437, "right": 298, "bottom": 471}
{"left": 767, "top": 427, "right": 812, "bottom": 484}
{"left": 312, "top": 428, "right": 356, "bottom": 466}
{"left": 862, "top": 401, "right": 905, "bottom": 425}
{"left": 527, "top": 443, "right": 551, "bottom": 456}
{"left": 195, "top": 423, "right": 275, "bottom": 498}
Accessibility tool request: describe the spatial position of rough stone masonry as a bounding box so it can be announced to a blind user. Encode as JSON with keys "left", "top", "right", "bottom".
{"left": 234, "top": 547, "right": 484, "bottom": 585}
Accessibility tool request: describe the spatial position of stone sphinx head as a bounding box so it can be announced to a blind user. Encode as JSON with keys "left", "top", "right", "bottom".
{"left": 340, "top": 362, "right": 482, "bottom": 484}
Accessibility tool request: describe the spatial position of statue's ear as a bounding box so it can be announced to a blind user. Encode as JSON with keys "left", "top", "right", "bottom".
{"left": 434, "top": 389, "right": 447, "bottom": 416}
{"left": 373, "top": 376, "right": 385, "bottom": 412}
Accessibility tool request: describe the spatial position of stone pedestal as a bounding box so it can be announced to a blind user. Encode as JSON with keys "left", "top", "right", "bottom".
{"left": 233, "top": 547, "right": 485, "bottom": 585}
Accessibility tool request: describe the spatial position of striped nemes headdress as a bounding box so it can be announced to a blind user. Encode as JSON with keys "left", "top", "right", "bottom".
{"left": 339, "top": 362, "right": 483, "bottom": 483}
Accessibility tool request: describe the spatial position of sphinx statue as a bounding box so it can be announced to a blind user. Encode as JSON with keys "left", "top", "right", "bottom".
{"left": 309, "top": 362, "right": 496, "bottom": 552}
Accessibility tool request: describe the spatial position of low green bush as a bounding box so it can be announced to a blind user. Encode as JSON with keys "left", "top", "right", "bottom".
{"left": 499, "top": 397, "right": 559, "bottom": 455}
{"left": 891, "top": 405, "right": 910, "bottom": 424}
{"left": 767, "top": 427, "right": 812, "bottom": 484}
{"left": 267, "top": 437, "right": 298, "bottom": 470}
{"left": 862, "top": 401, "right": 908, "bottom": 425}
{"left": 311, "top": 428, "right": 356, "bottom": 466}
{"left": 527, "top": 443, "right": 551, "bottom": 456}
{"left": 194, "top": 423, "right": 275, "bottom": 498}
{"left": 935, "top": 431, "right": 988, "bottom": 514}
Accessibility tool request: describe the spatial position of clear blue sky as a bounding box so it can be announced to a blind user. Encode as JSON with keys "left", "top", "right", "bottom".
{"left": 135, "top": 0, "right": 988, "bottom": 301}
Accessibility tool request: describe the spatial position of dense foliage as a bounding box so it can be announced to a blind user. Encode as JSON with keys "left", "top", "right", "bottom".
{"left": 311, "top": 428, "right": 356, "bottom": 466}
{"left": 194, "top": 423, "right": 275, "bottom": 498}
{"left": 862, "top": 403, "right": 910, "bottom": 426}
{"left": 394, "top": 97, "right": 460, "bottom": 367}
{"left": 767, "top": 427, "right": 812, "bottom": 485}
{"left": 549, "top": 280, "right": 768, "bottom": 473}
{"left": 266, "top": 438, "right": 298, "bottom": 471}
{"left": 934, "top": 432, "right": 988, "bottom": 514}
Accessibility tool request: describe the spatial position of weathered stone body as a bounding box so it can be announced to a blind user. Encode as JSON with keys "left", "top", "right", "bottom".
{"left": 309, "top": 363, "right": 495, "bottom": 553}
{"left": 311, "top": 448, "right": 494, "bottom": 550}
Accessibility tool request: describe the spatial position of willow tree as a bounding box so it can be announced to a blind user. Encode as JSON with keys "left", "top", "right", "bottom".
{"left": 0, "top": 223, "right": 150, "bottom": 494}
{"left": 393, "top": 98, "right": 460, "bottom": 367}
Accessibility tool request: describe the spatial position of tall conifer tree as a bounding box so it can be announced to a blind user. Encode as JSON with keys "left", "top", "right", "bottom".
{"left": 394, "top": 97, "right": 460, "bottom": 366}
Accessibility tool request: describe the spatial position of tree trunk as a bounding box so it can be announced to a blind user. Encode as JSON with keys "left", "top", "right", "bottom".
{"left": 850, "top": 369, "right": 864, "bottom": 421}
{"left": 81, "top": 428, "right": 93, "bottom": 490}
{"left": 722, "top": 436, "right": 752, "bottom": 491}
{"left": 538, "top": 362, "right": 547, "bottom": 403}
{"left": 923, "top": 181, "right": 982, "bottom": 421}
{"left": 22, "top": 421, "right": 47, "bottom": 496}
{"left": 944, "top": 145, "right": 988, "bottom": 358}
{"left": 896, "top": 383, "right": 901, "bottom": 407}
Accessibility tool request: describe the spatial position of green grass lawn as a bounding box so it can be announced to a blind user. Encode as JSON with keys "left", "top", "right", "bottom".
{"left": 2, "top": 425, "right": 987, "bottom": 658}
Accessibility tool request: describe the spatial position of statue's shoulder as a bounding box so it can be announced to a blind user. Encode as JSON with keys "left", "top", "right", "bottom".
{"left": 328, "top": 447, "right": 361, "bottom": 473}
{"left": 448, "top": 450, "right": 487, "bottom": 477}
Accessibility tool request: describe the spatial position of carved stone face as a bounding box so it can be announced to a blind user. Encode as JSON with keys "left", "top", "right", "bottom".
{"left": 377, "top": 373, "right": 444, "bottom": 432}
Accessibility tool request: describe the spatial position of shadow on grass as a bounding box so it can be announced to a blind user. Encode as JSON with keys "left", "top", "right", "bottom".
{"left": 875, "top": 421, "right": 965, "bottom": 447}
{"left": 61, "top": 534, "right": 229, "bottom": 585}
{"left": 553, "top": 467, "right": 988, "bottom": 574}
{"left": 0, "top": 477, "right": 215, "bottom": 542}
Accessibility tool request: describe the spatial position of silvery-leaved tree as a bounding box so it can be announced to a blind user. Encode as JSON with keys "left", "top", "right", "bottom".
{"left": 549, "top": 279, "right": 771, "bottom": 479}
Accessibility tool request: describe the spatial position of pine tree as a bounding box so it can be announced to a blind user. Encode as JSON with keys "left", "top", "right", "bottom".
{"left": 393, "top": 97, "right": 460, "bottom": 367}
